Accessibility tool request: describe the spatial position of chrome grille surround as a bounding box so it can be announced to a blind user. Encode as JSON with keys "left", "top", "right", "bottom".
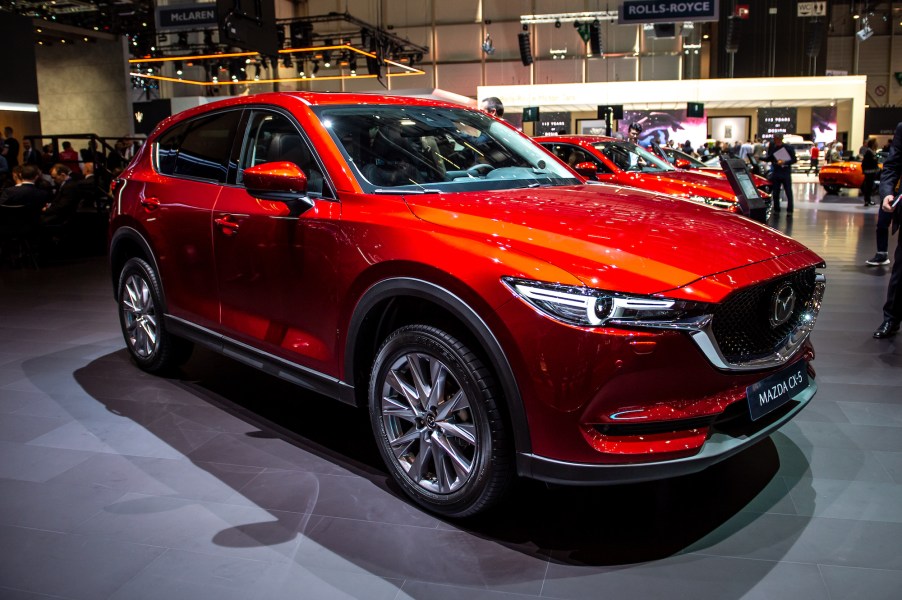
{"left": 609, "top": 271, "right": 826, "bottom": 372}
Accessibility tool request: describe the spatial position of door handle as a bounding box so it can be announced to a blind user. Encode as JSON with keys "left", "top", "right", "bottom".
{"left": 140, "top": 197, "right": 160, "bottom": 211}
{"left": 214, "top": 216, "right": 240, "bottom": 236}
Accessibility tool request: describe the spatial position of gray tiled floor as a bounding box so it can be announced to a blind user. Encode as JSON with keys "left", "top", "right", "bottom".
{"left": 1, "top": 181, "right": 900, "bottom": 599}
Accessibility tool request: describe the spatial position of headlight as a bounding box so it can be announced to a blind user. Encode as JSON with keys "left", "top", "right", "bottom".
{"left": 687, "top": 194, "right": 734, "bottom": 210}
{"left": 502, "top": 277, "right": 709, "bottom": 329}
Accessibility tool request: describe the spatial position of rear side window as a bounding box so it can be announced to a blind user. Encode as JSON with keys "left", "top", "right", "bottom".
{"left": 155, "top": 122, "right": 187, "bottom": 175}
{"left": 169, "top": 110, "right": 241, "bottom": 182}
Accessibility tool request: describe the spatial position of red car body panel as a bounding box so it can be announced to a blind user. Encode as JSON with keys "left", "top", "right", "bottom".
{"left": 406, "top": 185, "right": 813, "bottom": 295}
{"left": 110, "top": 92, "right": 825, "bottom": 484}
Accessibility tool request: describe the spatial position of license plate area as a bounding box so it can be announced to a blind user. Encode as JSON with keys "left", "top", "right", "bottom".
{"left": 746, "top": 361, "right": 809, "bottom": 421}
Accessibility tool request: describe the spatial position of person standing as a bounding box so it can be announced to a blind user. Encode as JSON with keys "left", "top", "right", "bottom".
{"left": 766, "top": 133, "right": 797, "bottom": 213}
{"left": 58, "top": 141, "right": 82, "bottom": 176}
{"left": 479, "top": 97, "right": 504, "bottom": 119}
{"left": 2, "top": 126, "right": 20, "bottom": 168}
{"left": 873, "top": 121, "right": 902, "bottom": 339}
{"left": 21, "top": 139, "right": 40, "bottom": 167}
{"left": 808, "top": 144, "right": 820, "bottom": 175}
{"left": 860, "top": 138, "right": 879, "bottom": 207}
{"left": 627, "top": 122, "right": 642, "bottom": 144}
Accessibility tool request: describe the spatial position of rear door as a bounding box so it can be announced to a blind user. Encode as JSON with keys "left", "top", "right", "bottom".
{"left": 141, "top": 109, "right": 243, "bottom": 329}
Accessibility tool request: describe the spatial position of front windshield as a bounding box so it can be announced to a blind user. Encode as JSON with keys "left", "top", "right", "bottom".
{"left": 593, "top": 140, "right": 674, "bottom": 173}
{"left": 314, "top": 104, "right": 580, "bottom": 192}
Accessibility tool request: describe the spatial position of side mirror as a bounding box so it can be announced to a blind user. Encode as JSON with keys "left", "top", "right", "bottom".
{"left": 674, "top": 158, "right": 691, "bottom": 169}
{"left": 243, "top": 162, "right": 313, "bottom": 216}
{"left": 574, "top": 161, "right": 598, "bottom": 179}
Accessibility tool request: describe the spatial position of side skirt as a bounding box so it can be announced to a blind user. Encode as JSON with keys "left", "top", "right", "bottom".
{"left": 166, "top": 314, "right": 357, "bottom": 406}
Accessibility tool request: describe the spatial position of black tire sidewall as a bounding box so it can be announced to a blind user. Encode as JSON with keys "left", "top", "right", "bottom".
{"left": 117, "top": 257, "right": 173, "bottom": 373}
{"left": 369, "top": 325, "right": 499, "bottom": 516}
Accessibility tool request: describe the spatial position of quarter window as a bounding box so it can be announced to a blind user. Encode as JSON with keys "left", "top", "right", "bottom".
{"left": 155, "top": 122, "right": 187, "bottom": 175}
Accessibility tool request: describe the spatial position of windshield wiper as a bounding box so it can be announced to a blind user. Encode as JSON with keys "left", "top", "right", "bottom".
{"left": 373, "top": 188, "right": 441, "bottom": 195}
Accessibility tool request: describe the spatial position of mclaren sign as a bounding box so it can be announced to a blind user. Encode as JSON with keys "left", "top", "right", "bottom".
{"left": 618, "top": 1, "right": 719, "bottom": 24}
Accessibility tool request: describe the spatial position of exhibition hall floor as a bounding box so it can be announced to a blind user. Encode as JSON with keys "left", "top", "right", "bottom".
{"left": 1, "top": 180, "right": 901, "bottom": 600}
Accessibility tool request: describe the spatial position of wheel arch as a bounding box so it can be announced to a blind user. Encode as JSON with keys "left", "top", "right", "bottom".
{"left": 109, "top": 226, "right": 163, "bottom": 305}
{"left": 345, "top": 277, "right": 531, "bottom": 455}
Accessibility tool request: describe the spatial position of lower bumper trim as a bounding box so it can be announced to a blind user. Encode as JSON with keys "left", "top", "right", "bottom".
{"left": 516, "top": 379, "right": 816, "bottom": 485}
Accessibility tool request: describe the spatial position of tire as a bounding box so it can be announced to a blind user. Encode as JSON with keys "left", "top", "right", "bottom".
{"left": 117, "top": 257, "right": 193, "bottom": 374}
{"left": 823, "top": 184, "right": 840, "bottom": 195}
{"left": 369, "top": 324, "right": 513, "bottom": 517}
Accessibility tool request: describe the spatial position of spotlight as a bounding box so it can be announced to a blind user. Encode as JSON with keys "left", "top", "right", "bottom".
{"left": 323, "top": 39, "right": 333, "bottom": 67}
{"left": 174, "top": 60, "right": 183, "bottom": 76}
{"left": 856, "top": 21, "right": 874, "bottom": 41}
{"left": 555, "top": 20, "right": 561, "bottom": 28}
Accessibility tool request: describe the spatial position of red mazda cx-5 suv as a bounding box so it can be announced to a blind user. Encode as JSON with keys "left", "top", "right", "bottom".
{"left": 110, "top": 92, "right": 826, "bottom": 517}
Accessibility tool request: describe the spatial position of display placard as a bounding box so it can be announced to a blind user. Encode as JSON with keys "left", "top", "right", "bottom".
{"left": 536, "top": 112, "right": 571, "bottom": 136}
{"left": 758, "top": 107, "right": 797, "bottom": 142}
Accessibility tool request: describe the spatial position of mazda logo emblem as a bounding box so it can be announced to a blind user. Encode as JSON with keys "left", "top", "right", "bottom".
{"left": 769, "top": 284, "right": 796, "bottom": 327}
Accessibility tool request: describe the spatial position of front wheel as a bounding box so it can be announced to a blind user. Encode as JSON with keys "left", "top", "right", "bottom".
{"left": 117, "top": 257, "right": 193, "bottom": 374}
{"left": 369, "top": 325, "right": 513, "bottom": 517}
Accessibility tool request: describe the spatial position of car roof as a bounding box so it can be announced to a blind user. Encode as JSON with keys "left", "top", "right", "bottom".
{"left": 535, "top": 135, "right": 617, "bottom": 143}
{"left": 151, "top": 91, "right": 476, "bottom": 138}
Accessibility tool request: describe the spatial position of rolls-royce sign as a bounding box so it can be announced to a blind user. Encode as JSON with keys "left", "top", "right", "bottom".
{"left": 156, "top": 4, "right": 218, "bottom": 31}
{"left": 618, "top": 1, "right": 719, "bottom": 24}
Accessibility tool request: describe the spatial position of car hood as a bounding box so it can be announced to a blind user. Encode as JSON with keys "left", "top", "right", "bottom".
{"left": 615, "top": 169, "right": 739, "bottom": 199}
{"left": 405, "top": 184, "right": 819, "bottom": 296}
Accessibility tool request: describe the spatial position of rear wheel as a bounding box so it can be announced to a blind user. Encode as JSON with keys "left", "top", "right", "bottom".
{"left": 117, "top": 257, "right": 193, "bottom": 373}
{"left": 823, "top": 184, "right": 840, "bottom": 195}
{"left": 369, "top": 324, "right": 513, "bottom": 517}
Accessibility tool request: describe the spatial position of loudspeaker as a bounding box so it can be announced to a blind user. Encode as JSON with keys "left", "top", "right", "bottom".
{"left": 589, "top": 20, "right": 603, "bottom": 55}
{"left": 653, "top": 23, "right": 676, "bottom": 38}
{"left": 597, "top": 105, "right": 623, "bottom": 120}
{"left": 518, "top": 32, "right": 533, "bottom": 66}
{"left": 687, "top": 102, "right": 704, "bottom": 118}
{"left": 805, "top": 19, "right": 824, "bottom": 57}
{"left": 289, "top": 21, "right": 313, "bottom": 47}
{"left": 725, "top": 16, "right": 741, "bottom": 53}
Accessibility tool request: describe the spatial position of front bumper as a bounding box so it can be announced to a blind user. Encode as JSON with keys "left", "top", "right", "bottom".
{"left": 516, "top": 378, "right": 815, "bottom": 484}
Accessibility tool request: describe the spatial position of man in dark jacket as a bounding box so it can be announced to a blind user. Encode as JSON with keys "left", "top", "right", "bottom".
{"left": 874, "top": 122, "right": 902, "bottom": 338}
{"left": 0, "top": 165, "right": 51, "bottom": 210}
{"left": 41, "top": 164, "right": 79, "bottom": 228}
{"left": 765, "top": 133, "right": 797, "bottom": 213}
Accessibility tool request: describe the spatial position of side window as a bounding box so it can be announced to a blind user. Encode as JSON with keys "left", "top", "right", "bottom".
{"left": 237, "top": 111, "right": 326, "bottom": 197}
{"left": 173, "top": 110, "right": 241, "bottom": 182}
{"left": 155, "top": 122, "right": 188, "bottom": 175}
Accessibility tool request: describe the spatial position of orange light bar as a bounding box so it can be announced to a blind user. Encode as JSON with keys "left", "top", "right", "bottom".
{"left": 128, "top": 43, "right": 425, "bottom": 84}
{"left": 129, "top": 69, "right": 424, "bottom": 87}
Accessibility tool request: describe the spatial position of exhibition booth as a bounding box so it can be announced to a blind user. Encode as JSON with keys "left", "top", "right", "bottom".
{"left": 479, "top": 75, "right": 868, "bottom": 149}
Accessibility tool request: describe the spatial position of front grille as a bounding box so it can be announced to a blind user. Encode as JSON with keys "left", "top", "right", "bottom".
{"left": 711, "top": 268, "right": 817, "bottom": 364}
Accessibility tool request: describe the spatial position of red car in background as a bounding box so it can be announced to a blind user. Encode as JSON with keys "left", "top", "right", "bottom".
{"left": 110, "top": 93, "right": 825, "bottom": 517}
{"left": 651, "top": 144, "right": 773, "bottom": 193}
{"left": 537, "top": 135, "right": 772, "bottom": 222}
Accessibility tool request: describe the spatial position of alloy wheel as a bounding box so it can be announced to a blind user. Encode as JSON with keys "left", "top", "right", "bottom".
{"left": 120, "top": 274, "right": 158, "bottom": 358}
{"left": 379, "top": 351, "right": 478, "bottom": 495}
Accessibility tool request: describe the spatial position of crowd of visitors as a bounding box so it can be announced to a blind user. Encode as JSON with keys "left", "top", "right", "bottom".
{"left": 0, "top": 127, "right": 139, "bottom": 266}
